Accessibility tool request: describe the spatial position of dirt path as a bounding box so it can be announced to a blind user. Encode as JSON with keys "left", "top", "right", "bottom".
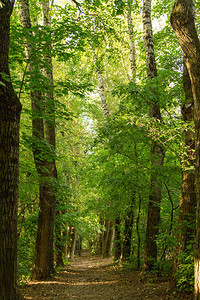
{"left": 20, "top": 251, "right": 192, "bottom": 299}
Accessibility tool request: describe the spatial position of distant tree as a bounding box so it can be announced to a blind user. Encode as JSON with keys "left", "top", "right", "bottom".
{"left": 122, "top": 194, "right": 135, "bottom": 260}
{"left": 0, "top": 1, "right": 22, "bottom": 299}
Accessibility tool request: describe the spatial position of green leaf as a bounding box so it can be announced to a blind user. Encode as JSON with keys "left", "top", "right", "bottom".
{"left": 0, "top": 81, "right": 6, "bottom": 87}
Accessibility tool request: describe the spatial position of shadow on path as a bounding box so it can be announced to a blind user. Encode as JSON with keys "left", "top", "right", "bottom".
{"left": 20, "top": 251, "right": 192, "bottom": 300}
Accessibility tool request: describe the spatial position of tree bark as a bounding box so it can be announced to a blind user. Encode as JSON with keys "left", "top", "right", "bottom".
{"left": 75, "top": 235, "right": 82, "bottom": 256}
{"left": 170, "top": 1, "right": 200, "bottom": 298}
{"left": 55, "top": 211, "right": 65, "bottom": 267}
{"left": 62, "top": 226, "right": 69, "bottom": 260}
{"left": 96, "top": 216, "right": 104, "bottom": 255}
{"left": 42, "top": 0, "right": 58, "bottom": 273}
{"left": 172, "top": 60, "right": 196, "bottom": 275}
{"left": 93, "top": 50, "right": 109, "bottom": 118}
{"left": 127, "top": 2, "right": 136, "bottom": 80}
{"left": 114, "top": 216, "right": 122, "bottom": 261}
{"left": 136, "top": 195, "right": 142, "bottom": 269}
{"left": 0, "top": 2, "right": 22, "bottom": 299}
{"left": 103, "top": 220, "right": 115, "bottom": 258}
{"left": 70, "top": 227, "right": 77, "bottom": 261}
{"left": 142, "top": 0, "right": 165, "bottom": 272}
{"left": 122, "top": 194, "right": 135, "bottom": 260}
{"left": 102, "top": 220, "right": 110, "bottom": 256}
{"left": 93, "top": 49, "right": 115, "bottom": 257}
{"left": 19, "top": 0, "right": 56, "bottom": 279}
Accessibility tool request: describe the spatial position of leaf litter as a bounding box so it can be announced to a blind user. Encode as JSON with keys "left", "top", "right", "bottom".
{"left": 20, "top": 251, "right": 193, "bottom": 300}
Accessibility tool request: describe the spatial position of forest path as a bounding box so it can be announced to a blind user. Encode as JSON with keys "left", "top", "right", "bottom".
{"left": 20, "top": 251, "right": 192, "bottom": 300}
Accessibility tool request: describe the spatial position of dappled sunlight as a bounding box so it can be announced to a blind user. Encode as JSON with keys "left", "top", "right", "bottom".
{"left": 20, "top": 252, "right": 191, "bottom": 300}
{"left": 27, "top": 279, "right": 118, "bottom": 286}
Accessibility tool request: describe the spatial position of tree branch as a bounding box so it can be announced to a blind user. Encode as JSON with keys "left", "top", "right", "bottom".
{"left": 71, "top": 0, "right": 81, "bottom": 8}
{"left": 19, "top": 62, "right": 28, "bottom": 100}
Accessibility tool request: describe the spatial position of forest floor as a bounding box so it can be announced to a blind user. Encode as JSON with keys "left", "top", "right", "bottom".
{"left": 19, "top": 250, "right": 193, "bottom": 300}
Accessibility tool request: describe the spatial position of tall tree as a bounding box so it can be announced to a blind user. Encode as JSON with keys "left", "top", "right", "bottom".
{"left": 171, "top": 1, "right": 200, "bottom": 298}
{"left": 70, "top": 227, "right": 77, "bottom": 261}
{"left": 172, "top": 60, "right": 196, "bottom": 275}
{"left": 122, "top": 194, "right": 135, "bottom": 260}
{"left": 93, "top": 49, "right": 110, "bottom": 118}
{"left": 93, "top": 49, "right": 116, "bottom": 257}
{"left": 127, "top": 1, "right": 136, "bottom": 80}
{"left": 0, "top": 1, "right": 22, "bottom": 299}
{"left": 19, "top": 0, "right": 56, "bottom": 279}
{"left": 41, "top": 0, "right": 58, "bottom": 273}
{"left": 142, "top": 0, "right": 165, "bottom": 272}
{"left": 119, "top": 2, "right": 137, "bottom": 262}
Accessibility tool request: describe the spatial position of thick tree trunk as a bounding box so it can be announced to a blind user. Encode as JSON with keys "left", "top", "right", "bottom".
{"left": 142, "top": 0, "right": 165, "bottom": 272}
{"left": 172, "top": 61, "right": 196, "bottom": 275}
{"left": 42, "top": 0, "right": 58, "bottom": 273}
{"left": 170, "top": 1, "right": 200, "bottom": 298}
{"left": 19, "top": 0, "right": 56, "bottom": 279}
{"left": 0, "top": 2, "right": 22, "bottom": 299}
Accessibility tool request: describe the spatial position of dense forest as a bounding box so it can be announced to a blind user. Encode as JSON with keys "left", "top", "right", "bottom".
{"left": 1, "top": 0, "right": 200, "bottom": 299}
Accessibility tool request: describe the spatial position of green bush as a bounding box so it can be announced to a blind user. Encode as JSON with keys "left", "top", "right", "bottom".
{"left": 176, "top": 244, "right": 194, "bottom": 292}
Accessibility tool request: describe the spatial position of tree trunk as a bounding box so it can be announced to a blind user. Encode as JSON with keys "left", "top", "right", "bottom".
{"left": 19, "top": 0, "right": 56, "bottom": 279}
{"left": 67, "top": 226, "right": 72, "bottom": 257}
{"left": 42, "top": 0, "right": 58, "bottom": 273}
{"left": 93, "top": 50, "right": 109, "bottom": 118}
{"left": 114, "top": 216, "right": 122, "bottom": 261}
{"left": 75, "top": 235, "right": 81, "bottom": 256}
{"left": 122, "top": 194, "right": 135, "bottom": 260}
{"left": 62, "top": 226, "right": 68, "bottom": 260}
{"left": 102, "top": 220, "right": 110, "bottom": 256}
{"left": 142, "top": 0, "right": 165, "bottom": 272}
{"left": 170, "top": 1, "right": 200, "bottom": 298}
{"left": 93, "top": 49, "right": 115, "bottom": 258}
{"left": 96, "top": 216, "right": 104, "bottom": 255}
{"left": 55, "top": 211, "right": 65, "bottom": 267}
{"left": 127, "top": 2, "right": 136, "bottom": 80}
{"left": 172, "top": 60, "right": 196, "bottom": 275}
{"left": 70, "top": 227, "right": 77, "bottom": 261}
{"left": 136, "top": 195, "right": 142, "bottom": 269}
{"left": 0, "top": 2, "right": 22, "bottom": 299}
{"left": 103, "top": 220, "right": 115, "bottom": 258}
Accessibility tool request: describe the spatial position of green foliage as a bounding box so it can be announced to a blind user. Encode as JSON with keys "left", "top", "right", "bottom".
{"left": 7, "top": 0, "right": 197, "bottom": 294}
{"left": 17, "top": 214, "right": 38, "bottom": 282}
{"left": 176, "top": 245, "right": 194, "bottom": 292}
